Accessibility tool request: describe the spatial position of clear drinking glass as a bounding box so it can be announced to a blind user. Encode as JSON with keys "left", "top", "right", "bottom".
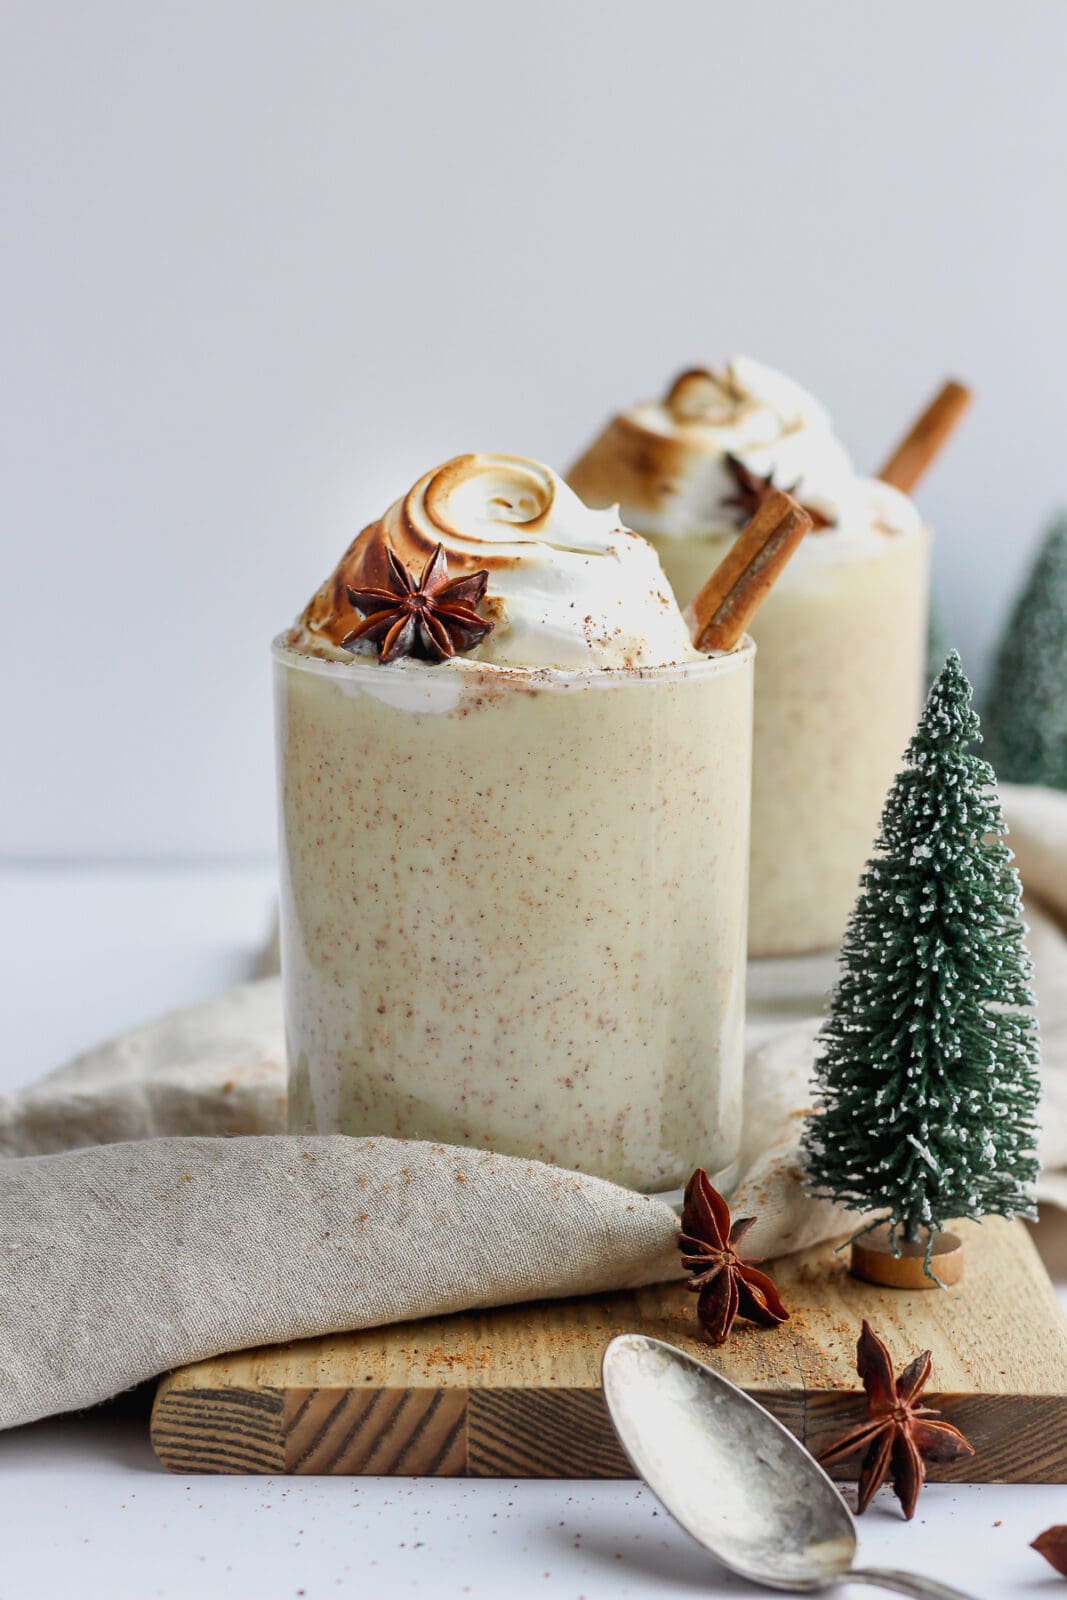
{"left": 274, "top": 637, "right": 754, "bottom": 1196}
{"left": 649, "top": 529, "right": 929, "bottom": 957}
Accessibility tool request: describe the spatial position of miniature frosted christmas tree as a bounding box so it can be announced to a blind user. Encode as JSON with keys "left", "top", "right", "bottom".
{"left": 985, "top": 513, "right": 1067, "bottom": 790}
{"left": 801, "top": 651, "right": 1041, "bottom": 1282}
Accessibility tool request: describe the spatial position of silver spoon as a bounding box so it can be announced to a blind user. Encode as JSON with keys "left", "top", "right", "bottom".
{"left": 601, "top": 1334, "right": 977, "bottom": 1600}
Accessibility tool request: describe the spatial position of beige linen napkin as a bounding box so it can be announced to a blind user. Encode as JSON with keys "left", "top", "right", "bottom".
{"left": 0, "top": 1136, "right": 679, "bottom": 1432}
{"left": 1, "top": 783, "right": 1063, "bottom": 1430}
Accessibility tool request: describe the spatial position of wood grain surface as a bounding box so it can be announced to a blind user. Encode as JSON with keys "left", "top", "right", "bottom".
{"left": 151, "top": 1217, "right": 1067, "bottom": 1479}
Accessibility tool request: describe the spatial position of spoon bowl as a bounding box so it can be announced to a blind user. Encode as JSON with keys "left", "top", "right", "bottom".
{"left": 601, "top": 1334, "right": 976, "bottom": 1599}
{"left": 602, "top": 1333, "right": 854, "bottom": 1591}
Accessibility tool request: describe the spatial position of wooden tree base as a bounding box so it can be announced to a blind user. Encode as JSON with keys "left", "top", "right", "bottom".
{"left": 850, "top": 1225, "right": 964, "bottom": 1289}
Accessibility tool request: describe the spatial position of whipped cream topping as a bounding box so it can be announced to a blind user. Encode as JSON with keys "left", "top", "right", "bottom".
{"left": 567, "top": 356, "right": 922, "bottom": 543}
{"left": 289, "top": 453, "right": 701, "bottom": 670}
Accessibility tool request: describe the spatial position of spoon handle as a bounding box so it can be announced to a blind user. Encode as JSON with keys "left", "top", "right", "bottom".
{"left": 848, "top": 1566, "right": 977, "bottom": 1600}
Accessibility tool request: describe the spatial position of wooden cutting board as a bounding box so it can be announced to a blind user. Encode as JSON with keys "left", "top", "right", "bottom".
{"left": 151, "top": 1216, "right": 1067, "bottom": 1479}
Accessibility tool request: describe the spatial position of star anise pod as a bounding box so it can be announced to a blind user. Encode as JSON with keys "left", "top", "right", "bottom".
{"left": 678, "top": 1169, "right": 790, "bottom": 1346}
{"left": 1033, "top": 1526, "right": 1067, "bottom": 1577}
{"left": 818, "top": 1320, "right": 974, "bottom": 1520}
{"left": 720, "top": 453, "right": 831, "bottom": 531}
{"left": 343, "top": 542, "right": 493, "bottom": 665}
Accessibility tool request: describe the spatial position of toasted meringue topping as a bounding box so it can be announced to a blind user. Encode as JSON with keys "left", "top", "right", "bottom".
{"left": 290, "top": 453, "right": 701, "bottom": 670}
{"left": 568, "top": 356, "right": 922, "bottom": 543}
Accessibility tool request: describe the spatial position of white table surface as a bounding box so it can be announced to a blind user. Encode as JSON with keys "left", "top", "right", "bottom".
{"left": 2, "top": 862, "right": 1066, "bottom": 1600}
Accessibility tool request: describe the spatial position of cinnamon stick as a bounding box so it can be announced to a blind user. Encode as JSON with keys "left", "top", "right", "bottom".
{"left": 877, "top": 379, "right": 972, "bottom": 494}
{"left": 690, "top": 490, "right": 812, "bottom": 652}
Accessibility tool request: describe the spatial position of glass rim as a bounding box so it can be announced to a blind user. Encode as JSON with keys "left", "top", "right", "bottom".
{"left": 271, "top": 630, "right": 755, "bottom": 688}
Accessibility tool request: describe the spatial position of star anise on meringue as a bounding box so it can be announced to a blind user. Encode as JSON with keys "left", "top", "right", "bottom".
{"left": 678, "top": 1169, "right": 790, "bottom": 1346}
{"left": 343, "top": 542, "right": 494, "bottom": 665}
{"left": 818, "top": 1320, "right": 974, "bottom": 1520}
{"left": 720, "top": 453, "right": 831, "bottom": 531}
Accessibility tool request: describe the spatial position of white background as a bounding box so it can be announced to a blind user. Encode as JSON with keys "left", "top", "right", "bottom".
{"left": 4, "top": 0, "right": 1067, "bottom": 860}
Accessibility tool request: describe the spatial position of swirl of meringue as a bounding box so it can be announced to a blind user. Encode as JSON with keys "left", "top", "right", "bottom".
{"left": 568, "top": 356, "right": 920, "bottom": 542}
{"left": 291, "top": 453, "right": 700, "bottom": 670}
